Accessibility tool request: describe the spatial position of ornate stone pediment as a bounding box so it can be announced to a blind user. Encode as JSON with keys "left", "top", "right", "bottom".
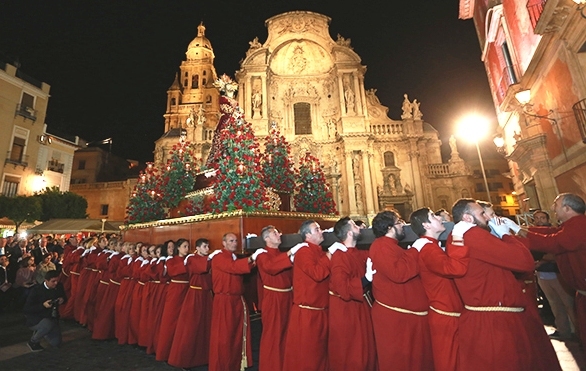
{"left": 270, "top": 41, "right": 333, "bottom": 75}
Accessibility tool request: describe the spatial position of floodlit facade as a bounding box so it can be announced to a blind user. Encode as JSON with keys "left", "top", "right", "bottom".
{"left": 156, "top": 12, "right": 478, "bottom": 220}
{"left": 459, "top": 0, "right": 586, "bottom": 218}
{"left": 0, "top": 62, "right": 78, "bottom": 196}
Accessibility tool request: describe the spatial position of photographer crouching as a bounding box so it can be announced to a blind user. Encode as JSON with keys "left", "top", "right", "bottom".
{"left": 23, "top": 270, "right": 66, "bottom": 351}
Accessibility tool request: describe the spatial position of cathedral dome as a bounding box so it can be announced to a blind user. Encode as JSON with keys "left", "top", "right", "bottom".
{"left": 186, "top": 22, "right": 214, "bottom": 61}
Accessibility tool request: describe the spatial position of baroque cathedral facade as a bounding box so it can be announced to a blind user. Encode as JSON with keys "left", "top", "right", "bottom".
{"left": 154, "top": 11, "right": 473, "bottom": 221}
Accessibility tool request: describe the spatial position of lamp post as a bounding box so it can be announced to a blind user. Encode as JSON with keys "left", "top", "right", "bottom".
{"left": 457, "top": 115, "right": 492, "bottom": 203}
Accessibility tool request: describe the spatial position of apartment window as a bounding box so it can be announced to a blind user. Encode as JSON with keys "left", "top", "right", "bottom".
{"left": 192, "top": 75, "right": 199, "bottom": 89}
{"left": 78, "top": 160, "right": 86, "bottom": 170}
{"left": 100, "top": 204, "right": 109, "bottom": 216}
{"left": 10, "top": 137, "right": 26, "bottom": 162}
{"left": 20, "top": 92, "right": 34, "bottom": 109}
{"left": 475, "top": 183, "right": 485, "bottom": 192}
{"left": 294, "top": 102, "right": 312, "bottom": 135}
{"left": 2, "top": 176, "right": 20, "bottom": 197}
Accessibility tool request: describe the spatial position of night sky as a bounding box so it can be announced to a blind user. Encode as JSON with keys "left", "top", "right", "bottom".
{"left": 0, "top": 1, "right": 497, "bottom": 163}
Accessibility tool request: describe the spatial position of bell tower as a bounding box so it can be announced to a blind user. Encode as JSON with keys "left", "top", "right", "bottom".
{"left": 157, "top": 22, "right": 221, "bottom": 166}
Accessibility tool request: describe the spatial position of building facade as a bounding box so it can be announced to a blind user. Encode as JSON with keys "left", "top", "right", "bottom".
{"left": 0, "top": 62, "right": 78, "bottom": 197}
{"left": 459, "top": 0, "right": 586, "bottom": 219}
{"left": 69, "top": 146, "right": 141, "bottom": 221}
{"left": 156, "top": 11, "right": 476, "bottom": 220}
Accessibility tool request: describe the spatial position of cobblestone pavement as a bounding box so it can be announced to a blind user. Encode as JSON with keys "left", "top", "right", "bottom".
{"left": 0, "top": 309, "right": 584, "bottom": 370}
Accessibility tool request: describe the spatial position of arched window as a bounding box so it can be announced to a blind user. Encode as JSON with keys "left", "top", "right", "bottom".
{"left": 294, "top": 102, "right": 312, "bottom": 135}
{"left": 171, "top": 98, "right": 176, "bottom": 106}
{"left": 384, "top": 151, "right": 395, "bottom": 167}
{"left": 202, "top": 78, "right": 207, "bottom": 86}
{"left": 192, "top": 75, "right": 199, "bottom": 89}
{"left": 206, "top": 95, "right": 212, "bottom": 104}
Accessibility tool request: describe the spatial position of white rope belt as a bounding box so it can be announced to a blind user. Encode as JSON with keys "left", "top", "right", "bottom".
{"left": 170, "top": 280, "right": 188, "bottom": 284}
{"left": 109, "top": 279, "right": 121, "bottom": 285}
{"left": 523, "top": 280, "right": 534, "bottom": 284}
{"left": 263, "top": 285, "right": 292, "bottom": 292}
{"left": 138, "top": 281, "right": 145, "bottom": 286}
{"left": 464, "top": 304, "right": 524, "bottom": 312}
{"left": 577, "top": 289, "right": 586, "bottom": 296}
{"left": 430, "top": 305, "right": 461, "bottom": 317}
{"left": 298, "top": 304, "right": 326, "bottom": 311}
{"left": 99, "top": 280, "right": 109, "bottom": 285}
{"left": 375, "top": 300, "right": 428, "bottom": 316}
{"left": 328, "top": 290, "right": 341, "bottom": 297}
{"left": 70, "top": 271, "right": 80, "bottom": 276}
{"left": 189, "top": 285, "right": 203, "bottom": 290}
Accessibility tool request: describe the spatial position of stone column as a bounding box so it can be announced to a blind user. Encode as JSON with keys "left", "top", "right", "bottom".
{"left": 345, "top": 151, "right": 357, "bottom": 213}
{"left": 408, "top": 141, "right": 423, "bottom": 210}
{"left": 362, "top": 152, "right": 375, "bottom": 214}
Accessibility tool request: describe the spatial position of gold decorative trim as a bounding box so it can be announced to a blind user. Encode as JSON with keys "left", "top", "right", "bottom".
{"left": 122, "top": 209, "right": 339, "bottom": 230}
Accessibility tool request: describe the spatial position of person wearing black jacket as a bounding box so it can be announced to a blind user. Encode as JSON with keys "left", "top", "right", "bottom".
{"left": 23, "top": 270, "right": 66, "bottom": 351}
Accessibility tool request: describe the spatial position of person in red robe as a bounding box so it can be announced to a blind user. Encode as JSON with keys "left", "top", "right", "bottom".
{"left": 92, "top": 239, "right": 124, "bottom": 340}
{"left": 127, "top": 244, "right": 150, "bottom": 345}
{"left": 328, "top": 217, "right": 377, "bottom": 371}
{"left": 59, "top": 243, "right": 85, "bottom": 319}
{"left": 369, "top": 210, "right": 434, "bottom": 371}
{"left": 486, "top": 210, "right": 562, "bottom": 371}
{"left": 409, "top": 208, "right": 472, "bottom": 371}
{"left": 87, "top": 239, "right": 116, "bottom": 333}
{"left": 155, "top": 238, "right": 190, "bottom": 362}
{"left": 520, "top": 192, "right": 586, "bottom": 345}
{"left": 255, "top": 226, "right": 296, "bottom": 371}
{"left": 73, "top": 237, "right": 98, "bottom": 323}
{"left": 58, "top": 236, "right": 79, "bottom": 299}
{"left": 114, "top": 242, "right": 137, "bottom": 345}
{"left": 208, "top": 233, "right": 266, "bottom": 371}
{"left": 148, "top": 241, "right": 174, "bottom": 355}
{"left": 137, "top": 244, "right": 157, "bottom": 347}
{"left": 283, "top": 220, "right": 332, "bottom": 371}
{"left": 451, "top": 198, "right": 560, "bottom": 371}
{"left": 168, "top": 238, "right": 217, "bottom": 369}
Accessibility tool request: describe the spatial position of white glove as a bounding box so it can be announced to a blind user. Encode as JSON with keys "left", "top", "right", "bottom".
{"left": 184, "top": 253, "right": 195, "bottom": 265}
{"left": 364, "top": 257, "right": 376, "bottom": 282}
{"left": 289, "top": 242, "right": 308, "bottom": 255}
{"left": 452, "top": 221, "right": 476, "bottom": 239}
{"left": 411, "top": 238, "right": 432, "bottom": 252}
{"left": 207, "top": 250, "right": 222, "bottom": 260}
{"left": 328, "top": 242, "right": 348, "bottom": 255}
{"left": 501, "top": 217, "right": 521, "bottom": 233}
{"left": 489, "top": 219, "right": 512, "bottom": 238}
{"left": 251, "top": 248, "right": 267, "bottom": 261}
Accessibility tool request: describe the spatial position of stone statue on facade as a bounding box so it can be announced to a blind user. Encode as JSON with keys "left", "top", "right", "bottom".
{"left": 401, "top": 94, "right": 413, "bottom": 119}
{"left": 252, "top": 90, "right": 262, "bottom": 118}
{"left": 186, "top": 106, "right": 196, "bottom": 127}
{"left": 449, "top": 135, "right": 459, "bottom": 156}
{"left": 336, "top": 34, "right": 352, "bottom": 48}
{"left": 344, "top": 84, "right": 356, "bottom": 115}
{"left": 412, "top": 99, "right": 423, "bottom": 120}
{"left": 197, "top": 105, "right": 206, "bottom": 125}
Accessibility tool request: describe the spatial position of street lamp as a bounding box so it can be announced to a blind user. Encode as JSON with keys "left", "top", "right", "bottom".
{"left": 457, "top": 114, "right": 492, "bottom": 203}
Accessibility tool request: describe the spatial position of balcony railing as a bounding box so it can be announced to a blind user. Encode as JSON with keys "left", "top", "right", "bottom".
{"left": 428, "top": 163, "right": 451, "bottom": 176}
{"left": 15, "top": 103, "right": 37, "bottom": 122}
{"left": 572, "top": 98, "right": 586, "bottom": 144}
{"left": 5, "top": 151, "right": 29, "bottom": 168}
{"left": 497, "top": 65, "right": 519, "bottom": 104}
{"left": 527, "top": 0, "right": 546, "bottom": 30}
{"left": 370, "top": 123, "right": 404, "bottom": 135}
{"left": 47, "top": 159, "right": 65, "bottom": 173}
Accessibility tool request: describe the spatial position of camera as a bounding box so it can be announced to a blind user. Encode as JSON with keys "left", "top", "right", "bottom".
{"left": 50, "top": 298, "right": 60, "bottom": 318}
